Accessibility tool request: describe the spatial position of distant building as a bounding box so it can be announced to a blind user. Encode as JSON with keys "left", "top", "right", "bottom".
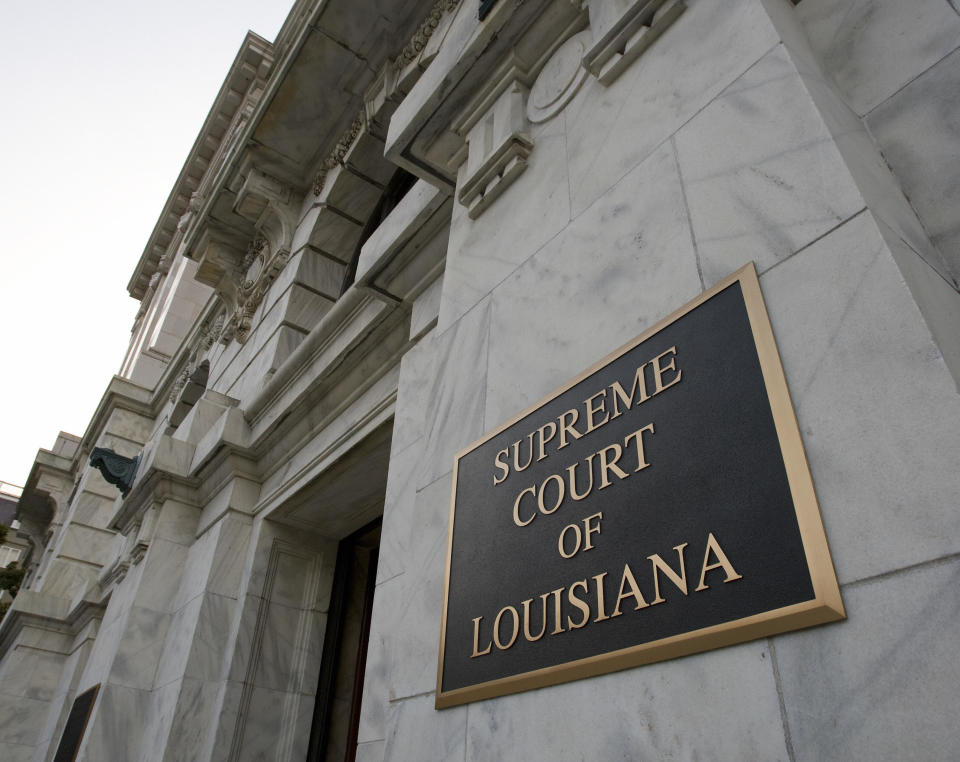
{"left": 0, "top": 481, "right": 26, "bottom": 569}
{"left": 1, "top": 1, "right": 959, "bottom": 761}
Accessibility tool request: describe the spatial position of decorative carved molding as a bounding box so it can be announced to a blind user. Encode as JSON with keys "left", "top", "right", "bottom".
{"left": 193, "top": 310, "right": 225, "bottom": 355}
{"left": 315, "top": 1, "right": 463, "bottom": 196}
{"left": 446, "top": 6, "right": 594, "bottom": 217}
{"left": 396, "top": 0, "right": 460, "bottom": 71}
{"left": 240, "top": 237, "right": 267, "bottom": 283}
{"left": 177, "top": 191, "right": 204, "bottom": 233}
{"left": 313, "top": 114, "right": 365, "bottom": 197}
{"left": 205, "top": 312, "right": 224, "bottom": 350}
{"left": 191, "top": 167, "right": 299, "bottom": 347}
{"left": 168, "top": 367, "right": 190, "bottom": 404}
{"left": 134, "top": 271, "right": 164, "bottom": 324}
{"left": 526, "top": 31, "right": 592, "bottom": 124}
{"left": 219, "top": 236, "right": 290, "bottom": 346}
{"left": 88, "top": 448, "right": 141, "bottom": 497}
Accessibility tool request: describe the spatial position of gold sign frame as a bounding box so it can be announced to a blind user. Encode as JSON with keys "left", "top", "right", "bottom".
{"left": 436, "top": 263, "right": 844, "bottom": 709}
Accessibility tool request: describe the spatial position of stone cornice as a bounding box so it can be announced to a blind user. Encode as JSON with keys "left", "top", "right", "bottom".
{"left": 180, "top": 4, "right": 333, "bottom": 265}
{"left": 127, "top": 32, "right": 275, "bottom": 300}
{"left": 181, "top": 1, "right": 441, "bottom": 272}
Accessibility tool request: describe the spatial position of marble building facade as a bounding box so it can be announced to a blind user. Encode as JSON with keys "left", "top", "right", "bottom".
{"left": 2, "top": 0, "right": 960, "bottom": 760}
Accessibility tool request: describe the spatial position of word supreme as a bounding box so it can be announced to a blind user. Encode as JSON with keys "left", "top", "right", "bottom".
{"left": 493, "top": 346, "right": 682, "bottom": 528}
{"left": 492, "top": 346, "right": 682, "bottom": 487}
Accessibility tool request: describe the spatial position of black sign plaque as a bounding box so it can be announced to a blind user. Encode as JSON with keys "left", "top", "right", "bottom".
{"left": 53, "top": 684, "right": 100, "bottom": 762}
{"left": 436, "top": 263, "right": 844, "bottom": 708}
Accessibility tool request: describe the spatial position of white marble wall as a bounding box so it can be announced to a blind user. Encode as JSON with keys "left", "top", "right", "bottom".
{"left": 0, "top": 397, "right": 159, "bottom": 761}
{"left": 75, "top": 498, "right": 200, "bottom": 762}
{"left": 208, "top": 520, "right": 337, "bottom": 762}
{"left": 0, "top": 637, "right": 70, "bottom": 762}
{"left": 8, "top": 1, "right": 958, "bottom": 760}
{"left": 796, "top": 0, "right": 960, "bottom": 305}
{"left": 61, "top": 496, "right": 340, "bottom": 762}
{"left": 30, "top": 625, "right": 96, "bottom": 762}
{"left": 361, "top": 0, "right": 960, "bottom": 759}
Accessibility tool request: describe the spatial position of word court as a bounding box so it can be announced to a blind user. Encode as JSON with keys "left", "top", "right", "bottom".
{"left": 497, "top": 344, "right": 679, "bottom": 529}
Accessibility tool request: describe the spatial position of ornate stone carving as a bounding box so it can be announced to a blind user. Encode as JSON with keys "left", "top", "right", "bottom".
{"left": 240, "top": 237, "right": 267, "bottom": 289}
{"left": 526, "top": 31, "right": 591, "bottom": 123}
{"left": 313, "top": 114, "right": 365, "bottom": 197}
{"left": 313, "top": 1, "right": 461, "bottom": 197}
{"left": 89, "top": 448, "right": 141, "bottom": 497}
{"left": 135, "top": 272, "right": 164, "bottom": 323}
{"left": 201, "top": 312, "right": 223, "bottom": 351}
{"left": 168, "top": 366, "right": 190, "bottom": 404}
{"left": 220, "top": 236, "right": 291, "bottom": 345}
{"left": 395, "top": 0, "right": 460, "bottom": 71}
{"left": 177, "top": 191, "right": 204, "bottom": 232}
{"left": 204, "top": 168, "right": 300, "bottom": 346}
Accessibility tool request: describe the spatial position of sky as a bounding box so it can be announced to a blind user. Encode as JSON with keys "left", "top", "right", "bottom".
{"left": 0, "top": 1, "right": 293, "bottom": 487}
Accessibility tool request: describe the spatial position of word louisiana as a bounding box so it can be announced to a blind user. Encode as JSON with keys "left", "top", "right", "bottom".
{"left": 470, "top": 532, "right": 743, "bottom": 657}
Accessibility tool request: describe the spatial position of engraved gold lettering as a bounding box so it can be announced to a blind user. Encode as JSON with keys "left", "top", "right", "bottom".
{"left": 493, "top": 447, "right": 510, "bottom": 485}
{"left": 558, "top": 523, "right": 581, "bottom": 559}
{"left": 584, "top": 389, "right": 610, "bottom": 434}
{"left": 471, "top": 616, "right": 492, "bottom": 657}
{"left": 695, "top": 532, "right": 743, "bottom": 591}
{"left": 566, "top": 455, "right": 596, "bottom": 501}
{"left": 512, "top": 435, "right": 535, "bottom": 472}
{"left": 472, "top": 529, "right": 741, "bottom": 659}
{"left": 623, "top": 423, "right": 655, "bottom": 471}
{"left": 513, "top": 486, "right": 537, "bottom": 527}
{"left": 582, "top": 511, "right": 603, "bottom": 551}
{"left": 566, "top": 580, "right": 591, "bottom": 629}
{"left": 651, "top": 346, "right": 682, "bottom": 395}
{"left": 557, "top": 408, "right": 583, "bottom": 450}
{"left": 648, "top": 542, "right": 689, "bottom": 604}
{"left": 521, "top": 594, "right": 550, "bottom": 642}
{"left": 549, "top": 587, "right": 565, "bottom": 634}
{"left": 536, "top": 421, "right": 557, "bottom": 461}
{"left": 593, "top": 572, "right": 610, "bottom": 622}
{"left": 612, "top": 563, "right": 650, "bottom": 616}
{"left": 558, "top": 512, "right": 602, "bottom": 558}
{"left": 610, "top": 362, "right": 652, "bottom": 418}
{"left": 493, "top": 606, "right": 520, "bottom": 650}
{"left": 598, "top": 443, "right": 629, "bottom": 489}
{"left": 498, "top": 345, "right": 682, "bottom": 483}
{"left": 537, "top": 474, "right": 565, "bottom": 515}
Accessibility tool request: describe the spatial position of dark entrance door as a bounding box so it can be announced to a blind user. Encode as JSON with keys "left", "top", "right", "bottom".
{"left": 306, "top": 519, "right": 380, "bottom": 762}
